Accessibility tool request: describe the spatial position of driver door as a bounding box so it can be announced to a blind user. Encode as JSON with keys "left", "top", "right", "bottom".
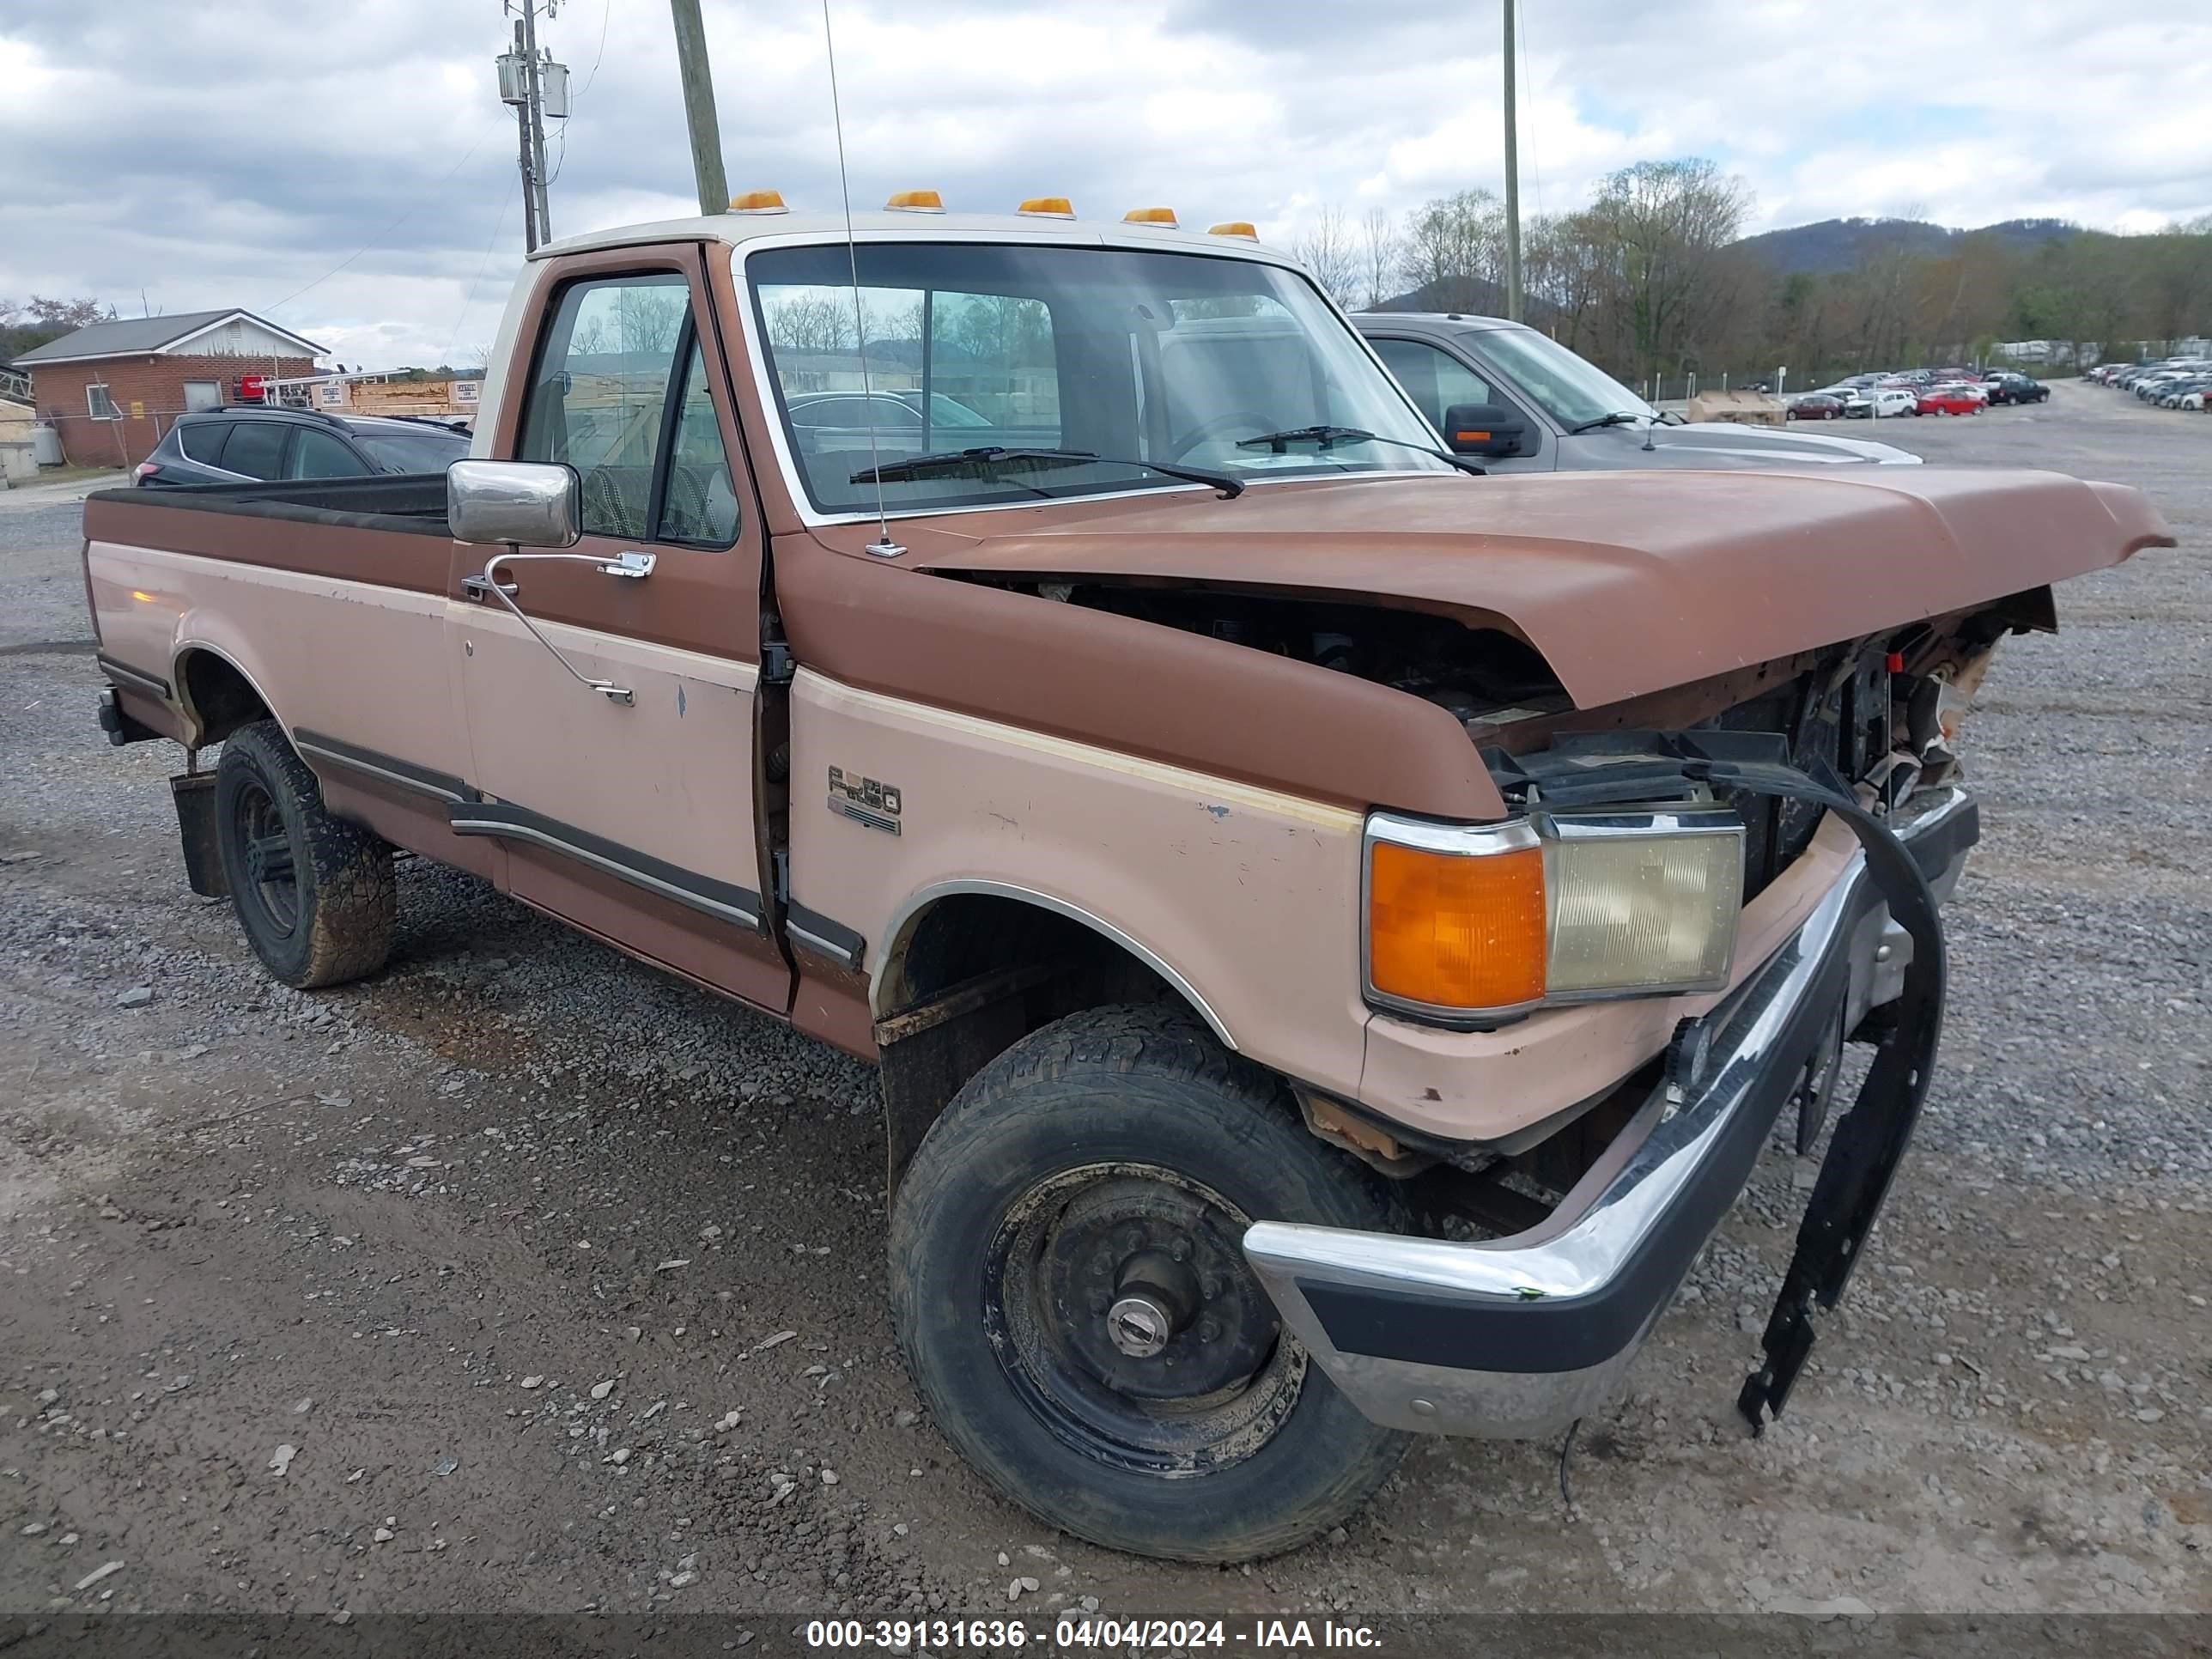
{"left": 449, "top": 246, "right": 787, "bottom": 1012}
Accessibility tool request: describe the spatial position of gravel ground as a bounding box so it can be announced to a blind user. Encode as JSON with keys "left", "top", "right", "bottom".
{"left": 1, "top": 381, "right": 2206, "bottom": 1628}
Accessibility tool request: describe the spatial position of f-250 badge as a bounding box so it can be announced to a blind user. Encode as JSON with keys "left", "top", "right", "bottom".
{"left": 828, "top": 767, "right": 901, "bottom": 836}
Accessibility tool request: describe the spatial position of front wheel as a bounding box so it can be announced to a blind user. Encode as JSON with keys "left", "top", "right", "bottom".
{"left": 889, "top": 1006, "right": 1412, "bottom": 1561}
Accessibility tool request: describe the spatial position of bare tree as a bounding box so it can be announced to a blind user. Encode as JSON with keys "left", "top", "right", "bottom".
{"left": 1583, "top": 159, "right": 1751, "bottom": 381}
{"left": 1291, "top": 205, "right": 1360, "bottom": 307}
{"left": 1397, "top": 190, "right": 1504, "bottom": 313}
{"left": 1359, "top": 207, "right": 1400, "bottom": 310}
{"left": 764, "top": 294, "right": 855, "bottom": 353}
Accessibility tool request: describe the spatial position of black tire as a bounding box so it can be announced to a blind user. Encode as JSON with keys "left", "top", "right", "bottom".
{"left": 889, "top": 1004, "right": 1413, "bottom": 1562}
{"left": 214, "top": 720, "right": 396, "bottom": 988}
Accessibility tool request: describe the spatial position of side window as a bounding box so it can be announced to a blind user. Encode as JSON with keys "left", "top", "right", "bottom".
{"left": 1370, "top": 338, "right": 1493, "bottom": 435}
{"left": 178, "top": 422, "right": 232, "bottom": 469}
{"left": 287, "top": 428, "right": 373, "bottom": 479}
{"left": 659, "top": 343, "right": 739, "bottom": 545}
{"left": 518, "top": 272, "right": 738, "bottom": 545}
{"left": 222, "top": 421, "right": 290, "bottom": 480}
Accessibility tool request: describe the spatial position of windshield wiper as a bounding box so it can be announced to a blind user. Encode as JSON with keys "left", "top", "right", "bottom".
{"left": 1235, "top": 424, "right": 1485, "bottom": 476}
{"left": 1565, "top": 411, "right": 1647, "bottom": 435}
{"left": 851, "top": 446, "right": 1243, "bottom": 499}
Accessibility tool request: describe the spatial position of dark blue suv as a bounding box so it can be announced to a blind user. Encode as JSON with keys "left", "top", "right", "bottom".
{"left": 134, "top": 409, "right": 470, "bottom": 486}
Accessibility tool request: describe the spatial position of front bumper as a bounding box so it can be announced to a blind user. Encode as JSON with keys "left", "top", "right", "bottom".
{"left": 1244, "top": 787, "right": 1978, "bottom": 1437}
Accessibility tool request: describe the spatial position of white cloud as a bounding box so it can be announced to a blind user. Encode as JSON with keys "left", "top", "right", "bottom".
{"left": 1, "top": 0, "right": 2205, "bottom": 369}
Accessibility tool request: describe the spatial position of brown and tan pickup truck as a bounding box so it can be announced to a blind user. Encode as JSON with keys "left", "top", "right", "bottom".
{"left": 82, "top": 204, "right": 2172, "bottom": 1561}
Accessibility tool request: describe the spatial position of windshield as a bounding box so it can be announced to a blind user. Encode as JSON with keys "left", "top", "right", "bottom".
{"left": 354, "top": 429, "right": 469, "bottom": 472}
{"left": 748, "top": 241, "right": 1449, "bottom": 514}
{"left": 1479, "top": 327, "right": 1656, "bottom": 430}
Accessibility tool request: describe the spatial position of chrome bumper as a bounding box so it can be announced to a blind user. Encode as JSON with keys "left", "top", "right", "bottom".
{"left": 1244, "top": 787, "right": 1977, "bottom": 1438}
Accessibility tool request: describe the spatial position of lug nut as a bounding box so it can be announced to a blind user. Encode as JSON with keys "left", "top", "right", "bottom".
{"left": 1197, "top": 1317, "right": 1219, "bottom": 1343}
{"left": 1200, "top": 1274, "right": 1221, "bottom": 1301}
{"left": 1088, "top": 1291, "right": 1109, "bottom": 1316}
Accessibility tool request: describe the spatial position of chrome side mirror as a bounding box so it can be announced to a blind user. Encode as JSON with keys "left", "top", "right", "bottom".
{"left": 447, "top": 459, "right": 580, "bottom": 548}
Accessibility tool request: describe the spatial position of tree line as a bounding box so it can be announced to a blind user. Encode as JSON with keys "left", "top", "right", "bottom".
{"left": 1294, "top": 161, "right": 2212, "bottom": 384}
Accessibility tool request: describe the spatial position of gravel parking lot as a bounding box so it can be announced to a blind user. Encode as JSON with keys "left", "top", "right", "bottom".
{"left": 2, "top": 380, "right": 2206, "bottom": 1627}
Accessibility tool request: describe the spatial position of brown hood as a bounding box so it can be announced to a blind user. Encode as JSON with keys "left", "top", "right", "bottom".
{"left": 903, "top": 465, "right": 2173, "bottom": 709}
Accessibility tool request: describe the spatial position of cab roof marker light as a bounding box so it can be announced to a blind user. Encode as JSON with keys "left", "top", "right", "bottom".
{"left": 1018, "top": 196, "right": 1076, "bottom": 218}
{"left": 730, "top": 190, "right": 788, "bottom": 214}
{"left": 1209, "top": 221, "right": 1259, "bottom": 240}
{"left": 885, "top": 189, "right": 945, "bottom": 212}
{"left": 1124, "top": 207, "right": 1178, "bottom": 227}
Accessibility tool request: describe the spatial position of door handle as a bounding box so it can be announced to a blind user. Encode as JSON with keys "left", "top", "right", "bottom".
{"left": 460, "top": 574, "right": 519, "bottom": 601}
{"left": 473, "top": 550, "right": 639, "bottom": 706}
{"left": 600, "top": 550, "right": 655, "bottom": 580}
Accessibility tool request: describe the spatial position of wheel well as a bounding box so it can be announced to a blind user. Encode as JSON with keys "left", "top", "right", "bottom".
{"left": 178, "top": 649, "right": 272, "bottom": 746}
{"left": 874, "top": 893, "right": 1220, "bottom": 1194}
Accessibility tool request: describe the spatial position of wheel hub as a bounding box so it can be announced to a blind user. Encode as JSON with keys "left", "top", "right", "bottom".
{"left": 1041, "top": 1177, "right": 1276, "bottom": 1403}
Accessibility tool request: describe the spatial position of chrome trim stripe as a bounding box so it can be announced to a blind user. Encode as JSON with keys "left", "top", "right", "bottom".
{"left": 785, "top": 900, "right": 866, "bottom": 968}
{"left": 872, "top": 878, "right": 1236, "bottom": 1051}
{"left": 295, "top": 730, "right": 468, "bottom": 805}
{"left": 449, "top": 807, "right": 762, "bottom": 931}
{"left": 96, "top": 653, "right": 171, "bottom": 701}
{"left": 787, "top": 922, "right": 859, "bottom": 967}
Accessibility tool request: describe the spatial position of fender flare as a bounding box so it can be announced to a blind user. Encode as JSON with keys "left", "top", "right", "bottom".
{"left": 869, "top": 878, "right": 1237, "bottom": 1052}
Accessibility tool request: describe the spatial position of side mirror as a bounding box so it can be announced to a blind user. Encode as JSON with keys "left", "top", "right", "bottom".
{"left": 1441, "top": 403, "right": 1527, "bottom": 457}
{"left": 447, "top": 459, "right": 580, "bottom": 547}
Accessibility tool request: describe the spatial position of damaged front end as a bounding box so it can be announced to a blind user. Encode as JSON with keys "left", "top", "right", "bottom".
{"left": 1246, "top": 722, "right": 1972, "bottom": 1437}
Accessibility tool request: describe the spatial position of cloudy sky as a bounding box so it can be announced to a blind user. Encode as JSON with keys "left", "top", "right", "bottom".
{"left": 4, "top": 1, "right": 2208, "bottom": 370}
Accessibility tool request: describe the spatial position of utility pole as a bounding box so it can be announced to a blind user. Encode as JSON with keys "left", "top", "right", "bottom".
{"left": 669, "top": 0, "right": 729, "bottom": 216}
{"left": 498, "top": 1, "right": 567, "bottom": 252}
{"left": 1502, "top": 0, "right": 1522, "bottom": 322}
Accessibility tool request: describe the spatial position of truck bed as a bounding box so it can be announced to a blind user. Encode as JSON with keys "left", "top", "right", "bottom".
{"left": 86, "top": 473, "right": 453, "bottom": 539}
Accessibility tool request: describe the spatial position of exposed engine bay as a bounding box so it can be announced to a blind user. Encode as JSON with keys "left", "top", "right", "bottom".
{"left": 992, "top": 576, "right": 2039, "bottom": 888}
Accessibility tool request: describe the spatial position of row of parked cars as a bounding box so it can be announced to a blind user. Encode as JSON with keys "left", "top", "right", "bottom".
{"left": 1784, "top": 368, "right": 2049, "bottom": 422}
{"left": 2087, "top": 358, "right": 2212, "bottom": 410}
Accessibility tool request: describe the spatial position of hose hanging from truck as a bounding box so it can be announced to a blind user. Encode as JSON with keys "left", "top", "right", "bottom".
{"left": 1483, "top": 727, "right": 1948, "bottom": 1428}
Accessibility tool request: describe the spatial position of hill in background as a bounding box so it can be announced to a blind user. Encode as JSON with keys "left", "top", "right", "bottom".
{"left": 1734, "top": 216, "right": 2080, "bottom": 275}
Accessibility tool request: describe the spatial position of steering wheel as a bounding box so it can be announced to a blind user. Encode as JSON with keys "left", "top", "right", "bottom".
{"left": 1167, "top": 410, "right": 1277, "bottom": 463}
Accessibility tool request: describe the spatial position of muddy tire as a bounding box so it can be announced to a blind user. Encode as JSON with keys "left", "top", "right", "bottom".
{"left": 214, "top": 720, "right": 395, "bottom": 989}
{"left": 889, "top": 1004, "right": 1413, "bottom": 1562}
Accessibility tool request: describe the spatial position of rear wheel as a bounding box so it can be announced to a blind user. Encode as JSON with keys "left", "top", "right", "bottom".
{"left": 214, "top": 720, "right": 395, "bottom": 988}
{"left": 890, "top": 1005, "right": 1413, "bottom": 1561}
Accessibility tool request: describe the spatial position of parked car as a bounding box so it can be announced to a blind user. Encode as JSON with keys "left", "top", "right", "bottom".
{"left": 1846, "top": 387, "right": 1919, "bottom": 420}
{"left": 1356, "top": 315, "right": 1917, "bottom": 468}
{"left": 79, "top": 202, "right": 2172, "bottom": 1563}
{"left": 1981, "top": 373, "right": 2049, "bottom": 405}
{"left": 1786, "top": 392, "right": 1847, "bottom": 421}
{"left": 1916, "top": 386, "right": 1983, "bottom": 416}
{"left": 133, "top": 409, "right": 470, "bottom": 487}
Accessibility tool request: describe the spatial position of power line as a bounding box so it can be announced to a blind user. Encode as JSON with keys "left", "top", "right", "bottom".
{"left": 439, "top": 190, "right": 514, "bottom": 368}
{"left": 260, "top": 112, "right": 507, "bottom": 316}
{"left": 1518, "top": 0, "right": 1544, "bottom": 221}
{"left": 546, "top": 0, "right": 610, "bottom": 186}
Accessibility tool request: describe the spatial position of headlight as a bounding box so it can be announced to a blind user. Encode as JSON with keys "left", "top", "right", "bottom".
{"left": 1364, "top": 805, "right": 1744, "bottom": 1025}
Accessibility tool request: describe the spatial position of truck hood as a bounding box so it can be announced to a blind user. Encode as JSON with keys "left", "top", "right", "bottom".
{"left": 1589, "top": 419, "right": 1921, "bottom": 467}
{"left": 909, "top": 465, "right": 2172, "bottom": 710}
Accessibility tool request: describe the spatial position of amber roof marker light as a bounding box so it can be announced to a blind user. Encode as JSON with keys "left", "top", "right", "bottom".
{"left": 885, "top": 189, "right": 946, "bottom": 212}
{"left": 1018, "top": 197, "right": 1076, "bottom": 218}
{"left": 1123, "top": 207, "right": 1178, "bottom": 227}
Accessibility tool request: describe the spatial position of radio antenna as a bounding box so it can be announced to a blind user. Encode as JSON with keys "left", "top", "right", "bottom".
{"left": 821, "top": 0, "right": 902, "bottom": 556}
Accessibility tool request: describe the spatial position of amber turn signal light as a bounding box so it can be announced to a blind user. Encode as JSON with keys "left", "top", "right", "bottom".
{"left": 1367, "top": 839, "right": 1547, "bottom": 1012}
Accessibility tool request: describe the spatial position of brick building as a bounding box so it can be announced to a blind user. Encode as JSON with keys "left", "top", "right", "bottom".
{"left": 15, "top": 309, "right": 326, "bottom": 468}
